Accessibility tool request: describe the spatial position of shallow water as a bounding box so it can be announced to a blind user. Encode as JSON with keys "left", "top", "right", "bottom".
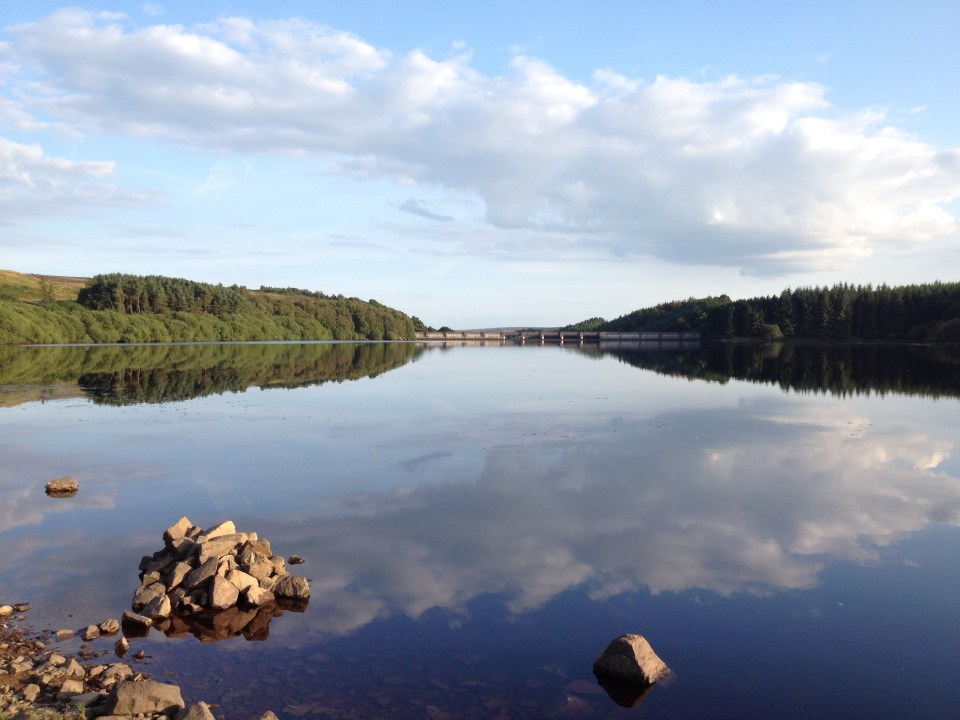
{"left": 1, "top": 342, "right": 958, "bottom": 718}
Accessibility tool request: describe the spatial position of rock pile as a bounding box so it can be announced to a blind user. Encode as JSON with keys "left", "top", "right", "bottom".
{"left": 126, "top": 518, "right": 310, "bottom": 643}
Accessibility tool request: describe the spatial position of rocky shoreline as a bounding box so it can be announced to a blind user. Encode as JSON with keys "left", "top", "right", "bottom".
{"left": 1, "top": 601, "right": 267, "bottom": 719}
{"left": 1, "top": 517, "right": 311, "bottom": 719}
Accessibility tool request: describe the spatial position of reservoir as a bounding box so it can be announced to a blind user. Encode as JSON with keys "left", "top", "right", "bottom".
{"left": 1, "top": 341, "right": 958, "bottom": 719}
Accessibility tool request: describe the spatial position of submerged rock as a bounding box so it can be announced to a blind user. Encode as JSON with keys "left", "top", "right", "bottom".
{"left": 593, "top": 634, "right": 670, "bottom": 687}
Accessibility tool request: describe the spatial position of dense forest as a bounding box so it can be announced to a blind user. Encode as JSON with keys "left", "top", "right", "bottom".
{"left": 0, "top": 272, "right": 415, "bottom": 344}
{"left": 569, "top": 282, "right": 960, "bottom": 342}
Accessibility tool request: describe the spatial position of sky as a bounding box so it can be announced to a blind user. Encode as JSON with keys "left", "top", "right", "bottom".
{"left": 1, "top": 1, "right": 958, "bottom": 328}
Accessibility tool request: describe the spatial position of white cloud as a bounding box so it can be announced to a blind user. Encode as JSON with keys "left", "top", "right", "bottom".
{"left": 3, "top": 11, "right": 959, "bottom": 275}
{"left": 0, "top": 136, "right": 146, "bottom": 225}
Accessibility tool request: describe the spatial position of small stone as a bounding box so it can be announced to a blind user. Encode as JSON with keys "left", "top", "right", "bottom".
{"left": 23, "top": 683, "right": 41, "bottom": 702}
{"left": 257, "top": 712, "right": 280, "bottom": 720}
{"left": 58, "top": 678, "right": 85, "bottom": 697}
{"left": 287, "top": 555, "right": 305, "bottom": 565}
{"left": 121, "top": 610, "right": 153, "bottom": 633}
{"left": 0, "top": 604, "right": 13, "bottom": 616}
{"left": 114, "top": 636, "right": 129, "bottom": 656}
{"left": 100, "top": 618, "right": 121, "bottom": 635}
{"left": 48, "top": 653, "right": 67, "bottom": 666}
{"left": 66, "top": 657, "right": 85, "bottom": 677}
{"left": 55, "top": 628, "right": 75, "bottom": 641}
{"left": 45, "top": 476, "right": 79, "bottom": 496}
{"left": 83, "top": 624, "right": 101, "bottom": 641}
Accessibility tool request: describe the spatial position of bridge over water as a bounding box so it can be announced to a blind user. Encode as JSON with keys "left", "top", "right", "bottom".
{"left": 415, "top": 330, "right": 700, "bottom": 344}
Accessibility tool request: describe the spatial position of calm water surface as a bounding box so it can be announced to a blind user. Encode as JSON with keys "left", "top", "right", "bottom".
{"left": 1, "top": 342, "right": 958, "bottom": 719}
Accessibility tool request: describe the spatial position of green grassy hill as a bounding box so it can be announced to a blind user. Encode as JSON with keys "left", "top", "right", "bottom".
{"left": 0, "top": 270, "right": 87, "bottom": 303}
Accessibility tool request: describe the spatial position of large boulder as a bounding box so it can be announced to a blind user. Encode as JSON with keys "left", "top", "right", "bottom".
{"left": 592, "top": 634, "right": 670, "bottom": 686}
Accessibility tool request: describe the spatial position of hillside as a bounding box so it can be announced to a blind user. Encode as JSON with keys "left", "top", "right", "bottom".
{"left": 0, "top": 270, "right": 87, "bottom": 303}
{"left": 0, "top": 270, "right": 415, "bottom": 345}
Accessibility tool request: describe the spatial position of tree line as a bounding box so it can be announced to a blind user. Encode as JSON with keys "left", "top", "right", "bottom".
{"left": 1, "top": 273, "right": 416, "bottom": 344}
{"left": 571, "top": 282, "right": 960, "bottom": 342}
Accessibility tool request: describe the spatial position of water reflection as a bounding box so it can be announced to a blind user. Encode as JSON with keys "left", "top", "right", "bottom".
{"left": 259, "top": 397, "right": 959, "bottom": 637}
{"left": 0, "top": 342, "right": 424, "bottom": 406}
{"left": 584, "top": 341, "right": 960, "bottom": 397}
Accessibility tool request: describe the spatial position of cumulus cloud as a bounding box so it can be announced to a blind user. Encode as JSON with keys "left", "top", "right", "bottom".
{"left": 0, "top": 136, "right": 146, "bottom": 225}
{"left": 4, "top": 10, "right": 959, "bottom": 273}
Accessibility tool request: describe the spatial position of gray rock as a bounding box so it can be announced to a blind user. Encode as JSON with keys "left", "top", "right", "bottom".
{"left": 244, "top": 559, "right": 274, "bottom": 581}
{"left": 273, "top": 575, "right": 311, "bottom": 600}
{"left": 45, "top": 476, "right": 79, "bottom": 496}
{"left": 197, "top": 520, "right": 236, "bottom": 541}
{"left": 243, "top": 586, "right": 275, "bottom": 607}
{"left": 121, "top": 610, "right": 153, "bottom": 632}
{"left": 132, "top": 581, "right": 167, "bottom": 610}
{"left": 269, "top": 555, "right": 287, "bottom": 576}
{"left": 592, "top": 634, "right": 670, "bottom": 686}
{"left": 143, "top": 592, "right": 173, "bottom": 619}
{"left": 114, "top": 637, "right": 130, "bottom": 657}
{"left": 209, "top": 575, "right": 240, "bottom": 610}
{"left": 83, "top": 624, "right": 101, "bottom": 641}
{"left": 58, "top": 678, "right": 85, "bottom": 697}
{"left": 166, "top": 561, "right": 193, "bottom": 590}
{"left": 110, "top": 678, "right": 185, "bottom": 716}
{"left": 176, "top": 702, "right": 217, "bottom": 720}
{"left": 226, "top": 568, "right": 258, "bottom": 593}
{"left": 197, "top": 537, "right": 242, "bottom": 564}
{"left": 163, "top": 516, "right": 194, "bottom": 547}
{"left": 185, "top": 557, "right": 219, "bottom": 590}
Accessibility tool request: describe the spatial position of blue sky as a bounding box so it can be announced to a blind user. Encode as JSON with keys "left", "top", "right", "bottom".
{"left": 2, "top": 2, "right": 958, "bottom": 327}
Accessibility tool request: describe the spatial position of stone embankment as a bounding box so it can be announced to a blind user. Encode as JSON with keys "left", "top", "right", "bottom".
{"left": 0, "top": 517, "right": 311, "bottom": 718}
